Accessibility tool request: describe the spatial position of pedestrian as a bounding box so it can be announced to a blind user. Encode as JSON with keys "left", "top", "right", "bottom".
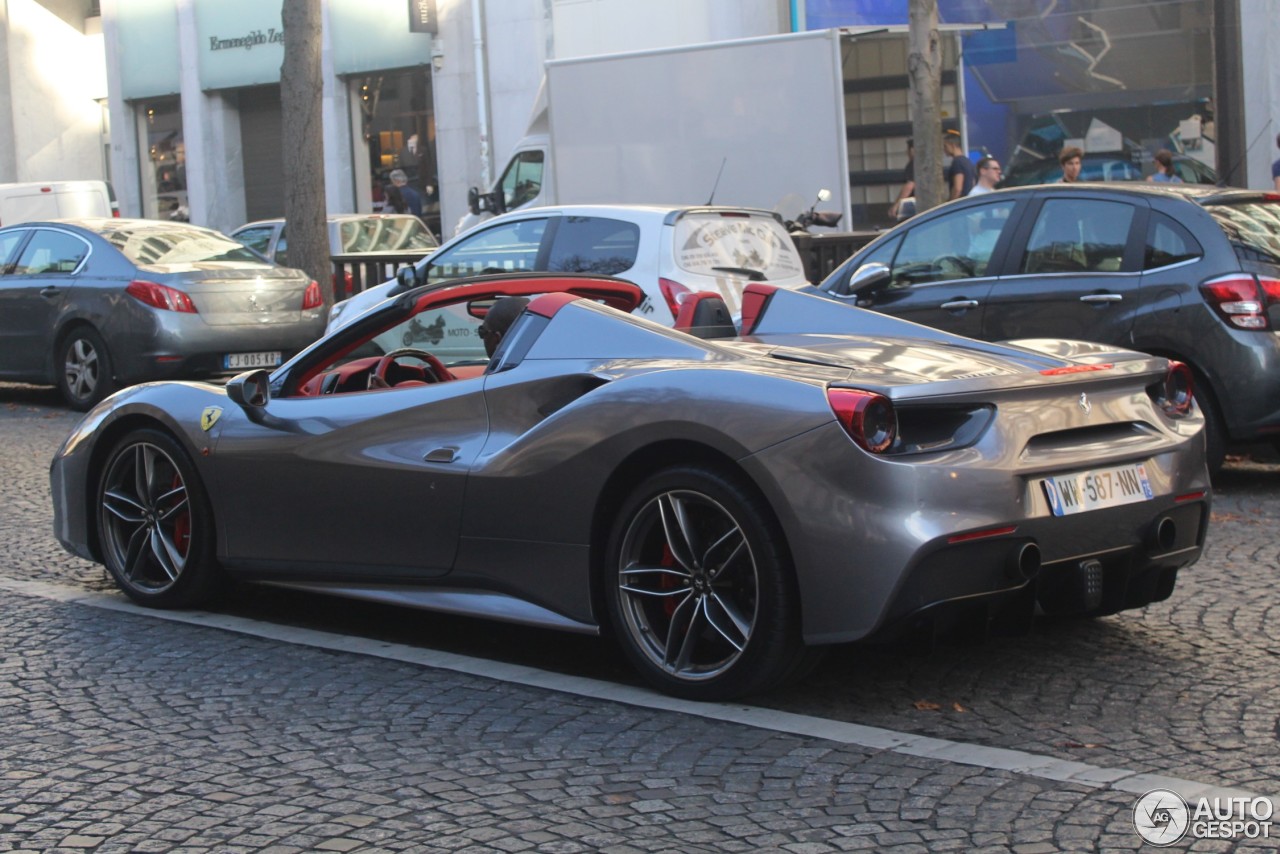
{"left": 1272, "top": 134, "right": 1280, "bottom": 191}
{"left": 943, "top": 129, "right": 975, "bottom": 200}
{"left": 1058, "top": 146, "right": 1083, "bottom": 183}
{"left": 1147, "top": 149, "right": 1182, "bottom": 183}
{"left": 389, "top": 169, "right": 423, "bottom": 217}
{"left": 969, "top": 156, "right": 1002, "bottom": 195}
{"left": 888, "top": 138, "right": 916, "bottom": 220}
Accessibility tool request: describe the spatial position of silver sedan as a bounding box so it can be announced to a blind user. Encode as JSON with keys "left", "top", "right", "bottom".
{"left": 0, "top": 218, "right": 326, "bottom": 409}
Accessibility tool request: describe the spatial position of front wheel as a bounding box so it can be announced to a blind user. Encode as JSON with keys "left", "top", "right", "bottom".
{"left": 97, "top": 428, "right": 223, "bottom": 608}
{"left": 604, "top": 465, "right": 806, "bottom": 700}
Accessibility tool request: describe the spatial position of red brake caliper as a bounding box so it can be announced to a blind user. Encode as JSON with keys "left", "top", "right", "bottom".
{"left": 170, "top": 474, "right": 191, "bottom": 557}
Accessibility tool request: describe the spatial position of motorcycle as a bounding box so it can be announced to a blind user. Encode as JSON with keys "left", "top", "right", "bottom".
{"left": 778, "top": 188, "right": 843, "bottom": 234}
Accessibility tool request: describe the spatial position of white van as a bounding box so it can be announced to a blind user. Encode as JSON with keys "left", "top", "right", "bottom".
{"left": 0, "top": 180, "right": 115, "bottom": 226}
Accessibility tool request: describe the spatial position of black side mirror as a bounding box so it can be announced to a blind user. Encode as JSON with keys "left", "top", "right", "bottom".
{"left": 467, "top": 186, "right": 482, "bottom": 215}
{"left": 389, "top": 264, "right": 424, "bottom": 296}
{"left": 226, "top": 370, "right": 270, "bottom": 409}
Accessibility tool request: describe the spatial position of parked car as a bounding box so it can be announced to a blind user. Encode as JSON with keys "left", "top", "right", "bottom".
{"left": 808, "top": 183, "right": 1280, "bottom": 471}
{"left": 50, "top": 272, "right": 1209, "bottom": 700}
{"left": 0, "top": 218, "right": 327, "bottom": 410}
{"left": 1002, "top": 153, "right": 1216, "bottom": 187}
{"left": 231, "top": 213, "right": 439, "bottom": 265}
{"left": 0, "top": 180, "right": 115, "bottom": 226}
{"left": 324, "top": 204, "right": 809, "bottom": 333}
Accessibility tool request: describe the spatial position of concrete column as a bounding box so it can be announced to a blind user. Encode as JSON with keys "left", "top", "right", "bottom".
{"left": 320, "top": 0, "right": 355, "bottom": 214}
{"left": 1239, "top": 0, "right": 1279, "bottom": 189}
{"left": 0, "top": 0, "right": 17, "bottom": 182}
{"left": 101, "top": 0, "right": 141, "bottom": 215}
{"left": 175, "top": 0, "right": 245, "bottom": 233}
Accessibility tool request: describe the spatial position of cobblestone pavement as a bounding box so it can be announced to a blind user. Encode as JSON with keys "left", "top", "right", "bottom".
{"left": 2, "top": 383, "right": 1278, "bottom": 851}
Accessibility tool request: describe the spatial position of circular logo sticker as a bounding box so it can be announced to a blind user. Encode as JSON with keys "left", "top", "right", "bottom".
{"left": 1133, "top": 789, "right": 1190, "bottom": 846}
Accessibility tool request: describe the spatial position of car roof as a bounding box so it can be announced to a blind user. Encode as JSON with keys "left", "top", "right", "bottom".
{"left": 963, "top": 182, "right": 1261, "bottom": 205}
{"left": 0, "top": 217, "right": 217, "bottom": 234}
{"left": 485, "top": 203, "right": 784, "bottom": 225}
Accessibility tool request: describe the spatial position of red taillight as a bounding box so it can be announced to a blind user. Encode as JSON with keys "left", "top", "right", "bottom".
{"left": 302, "top": 280, "right": 323, "bottom": 309}
{"left": 1160, "top": 360, "right": 1195, "bottom": 417}
{"left": 828, "top": 388, "right": 897, "bottom": 454}
{"left": 330, "top": 272, "right": 355, "bottom": 298}
{"left": 658, "top": 278, "right": 691, "bottom": 320}
{"left": 126, "top": 280, "right": 196, "bottom": 313}
{"left": 1199, "top": 274, "right": 1276, "bottom": 330}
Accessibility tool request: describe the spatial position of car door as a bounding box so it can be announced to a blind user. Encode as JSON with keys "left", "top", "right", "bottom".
{"left": 423, "top": 215, "right": 555, "bottom": 283}
{"left": 982, "top": 195, "right": 1146, "bottom": 344}
{"left": 839, "top": 198, "right": 1022, "bottom": 339}
{"left": 213, "top": 298, "right": 493, "bottom": 576}
{"left": 0, "top": 227, "right": 89, "bottom": 375}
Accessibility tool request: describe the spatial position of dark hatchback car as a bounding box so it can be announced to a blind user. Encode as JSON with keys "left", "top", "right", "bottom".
{"left": 809, "top": 184, "right": 1280, "bottom": 471}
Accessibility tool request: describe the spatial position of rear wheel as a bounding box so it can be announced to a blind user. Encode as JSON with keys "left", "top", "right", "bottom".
{"left": 57, "top": 326, "right": 114, "bottom": 411}
{"left": 1194, "top": 385, "right": 1226, "bottom": 476}
{"left": 97, "top": 428, "right": 223, "bottom": 608}
{"left": 604, "top": 465, "right": 806, "bottom": 700}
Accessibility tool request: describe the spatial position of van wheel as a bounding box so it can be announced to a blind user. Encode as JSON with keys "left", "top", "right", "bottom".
{"left": 604, "top": 465, "right": 806, "bottom": 700}
{"left": 57, "top": 327, "right": 114, "bottom": 411}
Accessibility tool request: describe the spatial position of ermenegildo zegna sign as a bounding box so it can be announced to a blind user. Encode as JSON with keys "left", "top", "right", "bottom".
{"left": 208, "top": 29, "right": 285, "bottom": 51}
{"left": 409, "top": 0, "right": 438, "bottom": 35}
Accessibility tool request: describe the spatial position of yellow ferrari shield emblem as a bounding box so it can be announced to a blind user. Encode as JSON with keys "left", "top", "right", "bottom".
{"left": 200, "top": 406, "right": 223, "bottom": 432}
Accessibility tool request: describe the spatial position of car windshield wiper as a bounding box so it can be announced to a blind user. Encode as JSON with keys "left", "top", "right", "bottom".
{"left": 711, "top": 266, "right": 766, "bottom": 281}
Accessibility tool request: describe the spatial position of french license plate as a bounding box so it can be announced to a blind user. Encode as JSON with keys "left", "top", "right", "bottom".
{"left": 1041, "top": 463, "right": 1154, "bottom": 516}
{"left": 224, "top": 351, "right": 281, "bottom": 370}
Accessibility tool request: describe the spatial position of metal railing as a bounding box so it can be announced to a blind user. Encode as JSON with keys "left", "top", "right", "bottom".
{"left": 330, "top": 252, "right": 426, "bottom": 301}
{"left": 790, "top": 231, "right": 879, "bottom": 284}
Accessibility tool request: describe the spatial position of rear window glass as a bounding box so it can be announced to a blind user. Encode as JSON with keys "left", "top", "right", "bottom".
{"left": 98, "top": 225, "right": 265, "bottom": 266}
{"left": 338, "top": 217, "right": 438, "bottom": 253}
{"left": 1206, "top": 202, "right": 1280, "bottom": 264}
{"left": 547, "top": 216, "right": 640, "bottom": 275}
{"left": 674, "top": 214, "right": 805, "bottom": 280}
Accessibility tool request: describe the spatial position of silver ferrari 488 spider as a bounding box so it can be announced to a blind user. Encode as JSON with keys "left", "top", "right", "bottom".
{"left": 50, "top": 273, "right": 1211, "bottom": 699}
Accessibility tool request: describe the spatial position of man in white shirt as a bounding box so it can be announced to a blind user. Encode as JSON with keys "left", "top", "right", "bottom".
{"left": 968, "top": 157, "right": 1002, "bottom": 195}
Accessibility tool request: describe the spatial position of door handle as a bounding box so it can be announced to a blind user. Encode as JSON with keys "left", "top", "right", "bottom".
{"left": 424, "top": 447, "right": 457, "bottom": 463}
{"left": 940, "top": 299, "right": 979, "bottom": 311}
{"left": 1080, "top": 293, "right": 1123, "bottom": 303}
{"left": 39, "top": 286, "right": 62, "bottom": 299}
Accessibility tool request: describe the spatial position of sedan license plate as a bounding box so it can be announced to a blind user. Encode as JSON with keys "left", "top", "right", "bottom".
{"left": 1041, "top": 463, "right": 1154, "bottom": 516}
{"left": 224, "top": 351, "right": 282, "bottom": 370}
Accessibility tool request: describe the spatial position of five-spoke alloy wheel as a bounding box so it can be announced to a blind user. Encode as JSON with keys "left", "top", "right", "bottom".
{"left": 98, "top": 428, "right": 221, "bottom": 607}
{"left": 606, "top": 465, "right": 804, "bottom": 699}
{"left": 58, "top": 327, "right": 114, "bottom": 411}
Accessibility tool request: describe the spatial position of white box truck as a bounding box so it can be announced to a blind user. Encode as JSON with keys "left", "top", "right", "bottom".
{"left": 0, "top": 180, "right": 115, "bottom": 227}
{"left": 459, "top": 28, "right": 964, "bottom": 236}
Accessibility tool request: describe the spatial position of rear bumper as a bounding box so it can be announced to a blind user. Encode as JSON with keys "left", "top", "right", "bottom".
{"left": 743, "top": 418, "right": 1210, "bottom": 645}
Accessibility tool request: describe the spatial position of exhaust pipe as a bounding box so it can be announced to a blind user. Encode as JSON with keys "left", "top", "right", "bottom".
{"left": 1149, "top": 517, "right": 1177, "bottom": 553}
{"left": 1008, "top": 542, "right": 1041, "bottom": 582}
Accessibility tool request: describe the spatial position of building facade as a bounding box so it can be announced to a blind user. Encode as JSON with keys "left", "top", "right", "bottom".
{"left": 6, "top": 0, "right": 1277, "bottom": 238}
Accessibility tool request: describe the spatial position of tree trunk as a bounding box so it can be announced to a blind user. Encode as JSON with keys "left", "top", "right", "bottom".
{"left": 908, "top": 0, "right": 944, "bottom": 214}
{"left": 280, "top": 0, "right": 331, "bottom": 307}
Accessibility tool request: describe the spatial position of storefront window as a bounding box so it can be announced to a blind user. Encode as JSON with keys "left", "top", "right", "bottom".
{"left": 356, "top": 70, "right": 439, "bottom": 237}
{"left": 136, "top": 97, "right": 187, "bottom": 223}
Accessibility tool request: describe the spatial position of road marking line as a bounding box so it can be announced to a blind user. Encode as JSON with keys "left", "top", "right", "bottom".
{"left": 2, "top": 575, "right": 1271, "bottom": 804}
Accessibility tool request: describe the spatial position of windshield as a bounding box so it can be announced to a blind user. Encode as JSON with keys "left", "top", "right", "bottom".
{"left": 98, "top": 224, "right": 265, "bottom": 265}
{"left": 673, "top": 213, "right": 805, "bottom": 281}
{"left": 338, "top": 217, "right": 439, "bottom": 252}
{"left": 1206, "top": 202, "right": 1280, "bottom": 265}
